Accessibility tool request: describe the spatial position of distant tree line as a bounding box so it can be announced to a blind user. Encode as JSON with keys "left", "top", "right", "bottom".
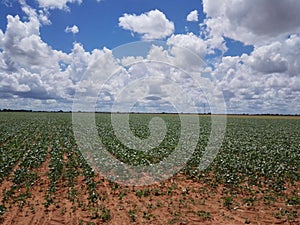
{"left": 0, "top": 109, "right": 33, "bottom": 112}
{"left": 0, "top": 109, "right": 299, "bottom": 116}
{"left": 0, "top": 109, "right": 69, "bottom": 113}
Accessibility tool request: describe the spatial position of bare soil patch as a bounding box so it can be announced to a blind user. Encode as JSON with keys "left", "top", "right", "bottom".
{"left": 1, "top": 170, "right": 299, "bottom": 225}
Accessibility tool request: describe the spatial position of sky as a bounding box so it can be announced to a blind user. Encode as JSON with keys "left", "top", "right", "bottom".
{"left": 0, "top": 0, "right": 299, "bottom": 114}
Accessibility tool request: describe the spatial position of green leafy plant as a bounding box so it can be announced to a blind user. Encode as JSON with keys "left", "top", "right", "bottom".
{"left": 195, "top": 210, "right": 211, "bottom": 220}
{"left": 128, "top": 209, "right": 136, "bottom": 222}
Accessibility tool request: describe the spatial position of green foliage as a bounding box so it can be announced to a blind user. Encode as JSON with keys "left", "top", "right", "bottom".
{"left": 222, "top": 195, "right": 234, "bottom": 209}
{"left": 128, "top": 208, "right": 136, "bottom": 222}
{"left": 0, "top": 112, "right": 299, "bottom": 221}
{"left": 274, "top": 208, "right": 299, "bottom": 220}
{"left": 90, "top": 206, "right": 111, "bottom": 221}
{"left": 136, "top": 188, "right": 150, "bottom": 198}
{"left": 100, "top": 207, "right": 111, "bottom": 221}
{"left": 195, "top": 210, "right": 211, "bottom": 220}
{"left": 0, "top": 204, "right": 6, "bottom": 216}
{"left": 286, "top": 196, "right": 300, "bottom": 206}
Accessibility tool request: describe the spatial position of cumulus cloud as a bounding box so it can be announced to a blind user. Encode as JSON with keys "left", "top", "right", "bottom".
{"left": 212, "top": 34, "right": 300, "bottom": 114}
{"left": 165, "top": 33, "right": 210, "bottom": 73}
{"left": 2, "top": 14, "right": 54, "bottom": 72}
{"left": 0, "top": 5, "right": 75, "bottom": 104}
{"left": 167, "top": 33, "right": 208, "bottom": 57}
{"left": 38, "top": 9, "right": 51, "bottom": 25}
{"left": 198, "top": 0, "right": 300, "bottom": 113}
{"left": 202, "top": 0, "right": 300, "bottom": 45}
{"left": 0, "top": 1, "right": 299, "bottom": 114}
{"left": 243, "top": 42, "right": 288, "bottom": 74}
{"left": 65, "top": 25, "right": 79, "bottom": 34}
{"left": 0, "top": 3, "right": 130, "bottom": 111}
{"left": 118, "top": 9, "right": 174, "bottom": 40}
{"left": 36, "top": 0, "right": 82, "bottom": 10}
{"left": 245, "top": 35, "right": 300, "bottom": 78}
{"left": 186, "top": 10, "right": 198, "bottom": 22}
{"left": 19, "top": 1, "right": 51, "bottom": 26}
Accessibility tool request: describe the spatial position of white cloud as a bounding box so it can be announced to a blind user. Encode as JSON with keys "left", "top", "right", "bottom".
{"left": 243, "top": 42, "right": 288, "bottom": 74}
{"left": 2, "top": 3, "right": 209, "bottom": 112}
{"left": 19, "top": 1, "right": 51, "bottom": 25}
{"left": 186, "top": 10, "right": 198, "bottom": 22}
{"left": 166, "top": 33, "right": 209, "bottom": 72}
{"left": 36, "top": 0, "right": 82, "bottom": 10}
{"left": 0, "top": 6, "right": 75, "bottom": 104}
{"left": 212, "top": 34, "right": 300, "bottom": 114}
{"left": 0, "top": 3, "right": 129, "bottom": 111}
{"left": 242, "top": 35, "right": 300, "bottom": 78}
{"left": 202, "top": 0, "right": 300, "bottom": 46}
{"left": 118, "top": 9, "right": 174, "bottom": 40}
{"left": 0, "top": 1, "right": 299, "bottom": 114}
{"left": 167, "top": 33, "right": 207, "bottom": 57}
{"left": 65, "top": 25, "right": 79, "bottom": 34}
{"left": 198, "top": 0, "right": 300, "bottom": 113}
{"left": 1, "top": 0, "right": 13, "bottom": 7}
{"left": 38, "top": 9, "right": 51, "bottom": 25}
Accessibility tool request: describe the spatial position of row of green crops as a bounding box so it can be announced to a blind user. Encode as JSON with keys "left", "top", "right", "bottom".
{"left": 0, "top": 113, "right": 98, "bottom": 215}
{"left": 1, "top": 113, "right": 299, "bottom": 187}
{"left": 96, "top": 113, "right": 300, "bottom": 191}
{"left": 206, "top": 117, "right": 300, "bottom": 191}
{"left": 0, "top": 112, "right": 299, "bottom": 218}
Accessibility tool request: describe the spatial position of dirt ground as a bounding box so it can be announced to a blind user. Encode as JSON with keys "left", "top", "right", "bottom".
{"left": 1, "top": 166, "right": 299, "bottom": 225}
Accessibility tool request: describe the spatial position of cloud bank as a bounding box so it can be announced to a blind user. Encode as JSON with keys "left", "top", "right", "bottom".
{"left": 0, "top": 0, "right": 299, "bottom": 114}
{"left": 202, "top": 0, "right": 300, "bottom": 45}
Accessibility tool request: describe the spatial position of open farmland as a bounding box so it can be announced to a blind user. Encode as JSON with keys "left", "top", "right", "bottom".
{"left": 0, "top": 112, "right": 299, "bottom": 224}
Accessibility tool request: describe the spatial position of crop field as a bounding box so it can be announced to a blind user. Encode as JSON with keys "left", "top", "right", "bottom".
{"left": 0, "top": 112, "right": 299, "bottom": 224}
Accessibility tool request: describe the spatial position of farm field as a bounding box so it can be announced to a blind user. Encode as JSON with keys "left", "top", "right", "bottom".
{"left": 0, "top": 112, "right": 299, "bottom": 224}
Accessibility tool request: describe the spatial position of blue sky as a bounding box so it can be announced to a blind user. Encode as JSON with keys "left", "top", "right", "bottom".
{"left": 0, "top": 0, "right": 205, "bottom": 52}
{"left": 0, "top": 0, "right": 299, "bottom": 114}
